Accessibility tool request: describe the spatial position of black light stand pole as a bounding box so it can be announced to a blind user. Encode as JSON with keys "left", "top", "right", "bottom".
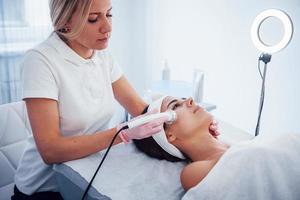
{"left": 255, "top": 53, "right": 271, "bottom": 136}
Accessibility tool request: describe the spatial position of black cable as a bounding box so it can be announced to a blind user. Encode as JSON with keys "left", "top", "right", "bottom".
{"left": 258, "top": 57, "right": 263, "bottom": 79}
{"left": 81, "top": 126, "right": 128, "bottom": 200}
{"left": 255, "top": 82, "right": 265, "bottom": 136}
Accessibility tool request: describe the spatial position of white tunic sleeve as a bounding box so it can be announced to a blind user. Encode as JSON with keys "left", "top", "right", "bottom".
{"left": 21, "top": 50, "right": 59, "bottom": 101}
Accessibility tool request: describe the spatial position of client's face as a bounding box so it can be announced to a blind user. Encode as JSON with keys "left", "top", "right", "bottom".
{"left": 161, "top": 96, "right": 213, "bottom": 141}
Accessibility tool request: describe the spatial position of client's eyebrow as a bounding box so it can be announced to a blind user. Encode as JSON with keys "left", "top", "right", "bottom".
{"left": 167, "top": 99, "right": 178, "bottom": 109}
{"left": 166, "top": 98, "right": 186, "bottom": 109}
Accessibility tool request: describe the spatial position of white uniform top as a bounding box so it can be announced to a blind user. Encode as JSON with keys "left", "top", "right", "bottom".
{"left": 15, "top": 33, "right": 123, "bottom": 195}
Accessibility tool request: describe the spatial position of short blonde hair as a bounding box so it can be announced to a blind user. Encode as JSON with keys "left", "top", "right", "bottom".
{"left": 49, "top": 0, "right": 93, "bottom": 40}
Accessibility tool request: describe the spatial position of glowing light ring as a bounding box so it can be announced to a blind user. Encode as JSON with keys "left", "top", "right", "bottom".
{"left": 251, "top": 9, "right": 293, "bottom": 54}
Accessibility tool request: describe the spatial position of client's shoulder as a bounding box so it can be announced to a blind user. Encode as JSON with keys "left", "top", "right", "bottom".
{"left": 180, "top": 160, "right": 216, "bottom": 191}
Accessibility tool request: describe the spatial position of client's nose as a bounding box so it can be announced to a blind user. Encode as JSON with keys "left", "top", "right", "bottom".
{"left": 186, "top": 97, "right": 194, "bottom": 107}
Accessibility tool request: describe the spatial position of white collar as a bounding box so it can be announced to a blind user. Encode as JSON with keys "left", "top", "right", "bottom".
{"left": 48, "top": 32, "right": 102, "bottom": 66}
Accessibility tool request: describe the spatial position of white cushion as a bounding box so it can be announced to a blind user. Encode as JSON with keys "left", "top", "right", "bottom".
{"left": 0, "top": 101, "right": 31, "bottom": 199}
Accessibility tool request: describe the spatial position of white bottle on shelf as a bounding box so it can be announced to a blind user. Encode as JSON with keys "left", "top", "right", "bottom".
{"left": 162, "top": 60, "right": 171, "bottom": 80}
{"left": 192, "top": 68, "right": 204, "bottom": 103}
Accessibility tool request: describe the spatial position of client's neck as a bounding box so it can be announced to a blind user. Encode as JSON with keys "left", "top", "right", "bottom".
{"left": 179, "top": 130, "right": 229, "bottom": 162}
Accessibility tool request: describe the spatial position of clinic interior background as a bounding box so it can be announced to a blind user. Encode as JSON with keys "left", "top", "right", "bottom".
{"left": 0, "top": 0, "right": 299, "bottom": 136}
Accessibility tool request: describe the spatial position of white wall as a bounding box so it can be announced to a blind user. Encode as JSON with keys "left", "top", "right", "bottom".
{"left": 110, "top": 0, "right": 150, "bottom": 92}
{"left": 111, "top": 0, "right": 300, "bottom": 136}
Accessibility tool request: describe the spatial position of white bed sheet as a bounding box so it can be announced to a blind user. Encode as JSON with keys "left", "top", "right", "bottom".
{"left": 55, "top": 143, "right": 185, "bottom": 200}
{"left": 183, "top": 133, "right": 300, "bottom": 200}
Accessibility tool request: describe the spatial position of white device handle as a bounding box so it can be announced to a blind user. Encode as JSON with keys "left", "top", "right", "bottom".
{"left": 127, "top": 111, "right": 176, "bottom": 129}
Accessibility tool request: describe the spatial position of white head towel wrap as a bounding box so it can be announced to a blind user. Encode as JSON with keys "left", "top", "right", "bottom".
{"left": 148, "top": 96, "right": 185, "bottom": 159}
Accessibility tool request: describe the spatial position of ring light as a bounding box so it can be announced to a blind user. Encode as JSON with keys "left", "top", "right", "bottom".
{"left": 251, "top": 9, "right": 293, "bottom": 136}
{"left": 251, "top": 9, "right": 293, "bottom": 54}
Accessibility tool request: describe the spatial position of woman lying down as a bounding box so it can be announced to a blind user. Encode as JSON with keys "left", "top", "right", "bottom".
{"left": 133, "top": 96, "right": 300, "bottom": 200}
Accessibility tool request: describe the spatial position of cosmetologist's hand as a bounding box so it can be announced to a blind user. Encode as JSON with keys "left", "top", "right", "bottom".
{"left": 209, "top": 119, "right": 220, "bottom": 139}
{"left": 117, "top": 109, "right": 168, "bottom": 144}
